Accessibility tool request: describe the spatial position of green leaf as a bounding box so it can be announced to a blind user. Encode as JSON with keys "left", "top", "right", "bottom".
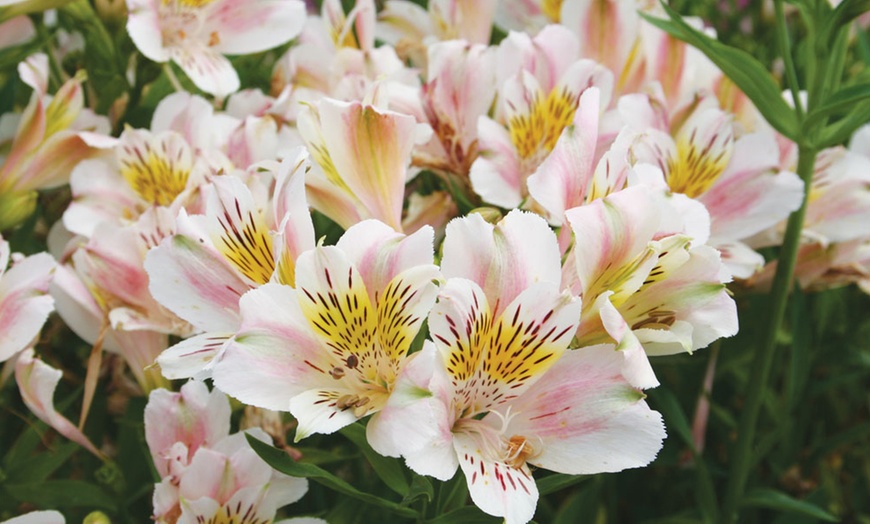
{"left": 536, "top": 473, "right": 589, "bottom": 496}
{"left": 640, "top": 5, "right": 799, "bottom": 140}
{"left": 245, "top": 434, "right": 418, "bottom": 518}
{"left": 553, "top": 479, "right": 602, "bottom": 524}
{"left": 401, "top": 474, "right": 434, "bottom": 507}
{"left": 59, "top": 0, "right": 128, "bottom": 114}
{"left": 824, "top": 0, "right": 870, "bottom": 41}
{"left": 340, "top": 423, "right": 410, "bottom": 497}
{"left": 5, "top": 480, "right": 118, "bottom": 511}
{"left": 4, "top": 443, "right": 78, "bottom": 484}
{"left": 648, "top": 387, "right": 694, "bottom": 452}
{"left": 436, "top": 471, "right": 468, "bottom": 513}
{"left": 3, "top": 422, "right": 48, "bottom": 471}
{"left": 805, "top": 83, "right": 870, "bottom": 129}
{"left": 741, "top": 488, "right": 838, "bottom": 521}
{"left": 426, "top": 506, "right": 500, "bottom": 524}
{"left": 817, "top": 100, "right": 870, "bottom": 147}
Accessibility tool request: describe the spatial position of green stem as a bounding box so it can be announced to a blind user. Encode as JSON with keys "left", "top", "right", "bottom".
{"left": 774, "top": 0, "right": 804, "bottom": 120}
{"left": 719, "top": 145, "right": 817, "bottom": 524}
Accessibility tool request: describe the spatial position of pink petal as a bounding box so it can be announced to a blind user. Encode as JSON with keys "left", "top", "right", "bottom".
{"left": 212, "top": 284, "right": 330, "bottom": 412}
{"left": 441, "top": 210, "right": 562, "bottom": 310}
{"left": 318, "top": 98, "right": 417, "bottom": 231}
{"left": 0, "top": 250, "right": 55, "bottom": 362}
{"left": 206, "top": 0, "right": 306, "bottom": 55}
{"left": 505, "top": 345, "right": 665, "bottom": 474}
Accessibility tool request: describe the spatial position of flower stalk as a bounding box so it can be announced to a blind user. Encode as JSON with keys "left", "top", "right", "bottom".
{"left": 720, "top": 144, "right": 817, "bottom": 524}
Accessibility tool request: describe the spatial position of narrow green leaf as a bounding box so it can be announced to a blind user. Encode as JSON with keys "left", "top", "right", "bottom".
{"left": 825, "top": 0, "right": 870, "bottom": 40}
{"left": 553, "top": 479, "right": 602, "bottom": 524}
{"left": 536, "top": 473, "right": 589, "bottom": 496}
{"left": 246, "top": 434, "right": 418, "bottom": 518}
{"left": 426, "top": 506, "right": 500, "bottom": 524}
{"left": 4, "top": 443, "right": 78, "bottom": 484}
{"left": 742, "top": 488, "right": 838, "bottom": 521}
{"left": 817, "top": 100, "right": 870, "bottom": 147}
{"left": 640, "top": 5, "right": 799, "bottom": 140}
{"left": 340, "top": 423, "right": 410, "bottom": 497}
{"left": 648, "top": 387, "right": 694, "bottom": 451}
{"left": 3, "top": 422, "right": 48, "bottom": 471}
{"left": 805, "top": 83, "right": 870, "bottom": 129}
{"left": 5, "top": 480, "right": 117, "bottom": 511}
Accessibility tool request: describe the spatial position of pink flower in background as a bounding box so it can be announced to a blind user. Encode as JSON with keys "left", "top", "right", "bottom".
{"left": 469, "top": 25, "right": 613, "bottom": 208}
{"left": 126, "top": 0, "right": 306, "bottom": 97}
{"left": 0, "top": 54, "right": 111, "bottom": 229}
{"left": 145, "top": 381, "right": 316, "bottom": 524}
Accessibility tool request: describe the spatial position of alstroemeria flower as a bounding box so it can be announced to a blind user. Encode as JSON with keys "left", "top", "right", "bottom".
{"left": 126, "top": 0, "right": 305, "bottom": 97}
{"left": 145, "top": 380, "right": 231, "bottom": 481}
{"left": 377, "top": 0, "right": 496, "bottom": 66}
{"left": 145, "top": 381, "right": 313, "bottom": 524}
{"left": 0, "top": 236, "right": 55, "bottom": 362}
{"left": 272, "top": 0, "right": 419, "bottom": 114}
{"left": 414, "top": 39, "right": 497, "bottom": 178}
{"left": 496, "top": 0, "right": 654, "bottom": 95}
{"left": 64, "top": 127, "right": 211, "bottom": 238}
{"left": 145, "top": 151, "right": 314, "bottom": 379}
{"left": 51, "top": 214, "right": 177, "bottom": 391}
{"left": 15, "top": 348, "right": 102, "bottom": 457}
{"left": 369, "top": 210, "right": 665, "bottom": 524}
{"left": 525, "top": 87, "right": 628, "bottom": 228}
{"left": 469, "top": 24, "right": 613, "bottom": 208}
{"left": 0, "top": 54, "right": 111, "bottom": 229}
{"left": 564, "top": 186, "right": 738, "bottom": 357}
{"left": 623, "top": 94, "right": 804, "bottom": 278}
{"left": 212, "top": 220, "right": 441, "bottom": 440}
{"left": 299, "top": 96, "right": 429, "bottom": 231}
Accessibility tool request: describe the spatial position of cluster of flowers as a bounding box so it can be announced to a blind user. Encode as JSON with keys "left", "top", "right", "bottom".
{"left": 2, "top": 0, "right": 870, "bottom": 522}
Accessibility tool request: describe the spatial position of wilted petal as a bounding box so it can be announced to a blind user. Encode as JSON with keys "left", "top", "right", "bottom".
{"left": 15, "top": 348, "right": 102, "bottom": 457}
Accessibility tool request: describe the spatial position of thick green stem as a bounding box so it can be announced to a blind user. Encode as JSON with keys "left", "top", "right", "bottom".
{"left": 719, "top": 145, "right": 818, "bottom": 524}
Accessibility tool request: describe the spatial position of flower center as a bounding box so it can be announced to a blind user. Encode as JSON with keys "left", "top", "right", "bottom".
{"left": 542, "top": 0, "right": 564, "bottom": 22}
{"left": 119, "top": 150, "right": 190, "bottom": 207}
{"left": 508, "top": 86, "right": 578, "bottom": 164}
